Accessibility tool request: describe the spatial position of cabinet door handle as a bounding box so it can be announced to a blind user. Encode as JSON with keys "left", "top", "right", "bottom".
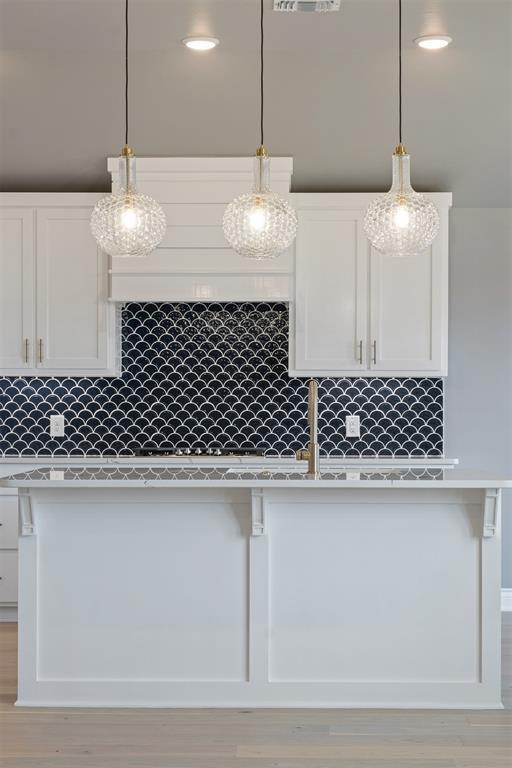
{"left": 24, "top": 338, "right": 29, "bottom": 364}
{"left": 372, "top": 340, "right": 377, "bottom": 365}
{"left": 358, "top": 340, "right": 363, "bottom": 365}
{"left": 38, "top": 338, "right": 43, "bottom": 364}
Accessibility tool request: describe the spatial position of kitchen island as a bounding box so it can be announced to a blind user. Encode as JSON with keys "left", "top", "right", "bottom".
{"left": 3, "top": 464, "right": 510, "bottom": 709}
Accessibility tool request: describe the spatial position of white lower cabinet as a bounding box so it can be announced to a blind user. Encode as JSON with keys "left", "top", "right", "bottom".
{"left": 0, "top": 493, "right": 18, "bottom": 608}
{"left": 0, "top": 195, "right": 119, "bottom": 377}
{"left": 0, "top": 551, "right": 17, "bottom": 605}
{"left": 290, "top": 193, "right": 452, "bottom": 377}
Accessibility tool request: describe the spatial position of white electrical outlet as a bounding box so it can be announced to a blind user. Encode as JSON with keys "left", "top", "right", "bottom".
{"left": 345, "top": 415, "right": 360, "bottom": 438}
{"left": 50, "top": 414, "right": 65, "bottom": 437}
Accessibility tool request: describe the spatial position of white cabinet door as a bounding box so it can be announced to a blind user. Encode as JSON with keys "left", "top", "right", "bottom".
{"left": 291, "top": 208, "right": 369, "bottom": 374}
{"left": 36, "top": 208, "right": 115, "bottom": 373}
{"left": 0, "top": 550, "right": 18, "bottom": 604}
{"left": 0, "top": 495, "right": 19, "bottom": 549}
{"left": 0, "top": 209, "right": 35, "bottom": 370}
{"left": 369, "top": 231, "right": 448, "bottom": 375}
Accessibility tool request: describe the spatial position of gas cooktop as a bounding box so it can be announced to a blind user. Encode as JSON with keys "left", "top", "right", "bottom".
{"left": 134, "top": 446, "right": 265, "bottom": 458}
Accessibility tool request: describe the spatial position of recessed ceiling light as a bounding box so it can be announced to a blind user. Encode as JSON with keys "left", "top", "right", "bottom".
{"left": 182, "top": 37, "right": 219, "bottom": 51}
{"left": 414, "top": 35, "right": 452, "bottom": 50}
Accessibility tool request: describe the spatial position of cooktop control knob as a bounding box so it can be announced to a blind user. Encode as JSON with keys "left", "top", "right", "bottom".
{"left": 195, "top": 448, "right": 202, "bottom": 455}
{"left": 214, "top": 448, "right": 222, "bottom": 456}
{"left": 175, "top": 448, "right": 183, "bottom": 456}
{"left": 184, "top": 448, "right": 191, "bottom": 455}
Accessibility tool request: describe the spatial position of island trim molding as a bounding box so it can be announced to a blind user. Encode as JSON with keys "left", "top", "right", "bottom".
{"left": 483, "top": 488, "right": 500, "bottom": 537}
{"left": 18, "top": 490, "right": 34, "bottom": 537}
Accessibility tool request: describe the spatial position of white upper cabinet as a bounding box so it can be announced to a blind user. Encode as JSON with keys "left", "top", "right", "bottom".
{"left": 292, "top": 208, "right": 368, "bottom": 373}
{"left": 369, "top": 238, "right": 447, "bottom": 373}
{"left": 0, "top": 209, "right": 34, "bottom": 371}
{"left": 0, "top": 195, "right": 119, "bottom": 377}
{"left": 290, "top": 193, "right": 452, "bottom": 378}
{"left": 36, "top": 207, "right": 115, "bottom": 373}
{"left": 0, "top": 180, "right": 451, "bottom": 380}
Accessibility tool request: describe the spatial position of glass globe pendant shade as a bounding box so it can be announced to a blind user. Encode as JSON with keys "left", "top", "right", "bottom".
{"left": 222, "top": 150, "right": 298, "bottom": 260}
{"left": 364, "top": 146, "right": 440, "bottom": 257}
{"left": 91, "top": 150, "right": 166, "bottom": 258}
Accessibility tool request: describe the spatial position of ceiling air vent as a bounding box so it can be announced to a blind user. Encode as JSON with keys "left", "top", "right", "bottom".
{"left": 274, "top": 1, "right": 341, "bottom": 12}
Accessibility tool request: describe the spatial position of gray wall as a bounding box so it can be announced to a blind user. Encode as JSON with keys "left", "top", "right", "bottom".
{"left": 0, "top": 0, "right": 511, "bottom": 206}
{"left": 445, "top": 209, "right": 512, "bottom": 586}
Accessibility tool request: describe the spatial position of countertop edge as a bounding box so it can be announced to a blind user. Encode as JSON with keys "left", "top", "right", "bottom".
{"left": 2, "top": 479, "right": 511, "bottom": 489}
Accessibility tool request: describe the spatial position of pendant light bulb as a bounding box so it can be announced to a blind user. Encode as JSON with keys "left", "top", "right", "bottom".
{"left": 364, "top": 146, "right": 439, "bottom": 257}
{"left": 222, "top": 1, "right": 297, "bottom": 260}
{"left": 248, "top": 205, "right": 268, "bottom": 233}
{"left": 120, "top": 206, "right": 140, "bottom": 231}
{"left": 393, "top": 202, "right": 410, "bottom": 229}
{"left": 90, "top": 1, "right": 166, "bottom": 258}
{"left": 91, "top": 148, "right": 166, "bottom": 258}
{"left": 223, "top": 149, "right": 297, "bottom": 260}
{"left": 364, "top": 0, "right": 439, "bottom": 257}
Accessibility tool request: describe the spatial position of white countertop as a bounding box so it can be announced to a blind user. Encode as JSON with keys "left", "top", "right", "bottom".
{"left": 0, "top": 455, "right": 458, "bottom": 483}
{"left": 1, "top": 463, "right": 511, "bottom": 489}
{"left": 0, "top": 455, "right": 457, "bottom": 467}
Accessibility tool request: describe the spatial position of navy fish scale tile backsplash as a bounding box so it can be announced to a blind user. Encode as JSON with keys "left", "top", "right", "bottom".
{"left": 0, "top": 302, "right": 443, "bottom": 457}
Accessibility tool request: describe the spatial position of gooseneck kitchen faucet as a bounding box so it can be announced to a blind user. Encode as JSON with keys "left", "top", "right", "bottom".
{"left": 296, "top": 379, "right": 320, "bottom": 479}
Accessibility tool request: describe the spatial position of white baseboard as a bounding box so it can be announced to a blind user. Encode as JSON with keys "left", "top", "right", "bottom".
{"left": 502, "top": 588, "right": 512, "bottom": 612}
{"left": 0, "top": 606, "right": 17, "bottom": 622}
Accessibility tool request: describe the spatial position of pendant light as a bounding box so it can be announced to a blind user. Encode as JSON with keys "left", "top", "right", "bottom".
{"left": 364, "top": 0, "right": 439, "bottom": 257}
{"left": 222, "top": 0, "right": 297, "bottom": 260}
{"left": 91, "top": 0, "right": 166, "bottom": 258}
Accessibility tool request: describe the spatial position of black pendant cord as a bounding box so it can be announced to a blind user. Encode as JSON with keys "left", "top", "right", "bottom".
{"left": 125, "top": 0, "right": 129, "bottom": 147}
{"left": 398, "top": 0, "right": 402, "bottom": 145}
{"left": 260, "top": 0, "right": 264, "bottom": 148}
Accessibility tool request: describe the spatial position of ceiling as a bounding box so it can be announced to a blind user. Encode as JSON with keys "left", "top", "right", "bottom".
{"left": 0, "top": 0, "right": 510, "bottom": 205}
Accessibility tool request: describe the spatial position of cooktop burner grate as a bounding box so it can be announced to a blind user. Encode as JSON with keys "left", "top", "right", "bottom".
{"left": 134, "top": 446, "right": 265, "bottom": 458}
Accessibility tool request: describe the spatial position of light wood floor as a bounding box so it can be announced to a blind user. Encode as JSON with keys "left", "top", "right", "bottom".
{"left": 0, "top": 618, "right": 511, "bottom": 768}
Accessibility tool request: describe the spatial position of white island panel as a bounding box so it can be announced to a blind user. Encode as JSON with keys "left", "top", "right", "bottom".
{"left": 34, "top": 492, "right": 250, "bottom": 684}
{"left": 268, "top": 496, "right": 481, "bottom": 683}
